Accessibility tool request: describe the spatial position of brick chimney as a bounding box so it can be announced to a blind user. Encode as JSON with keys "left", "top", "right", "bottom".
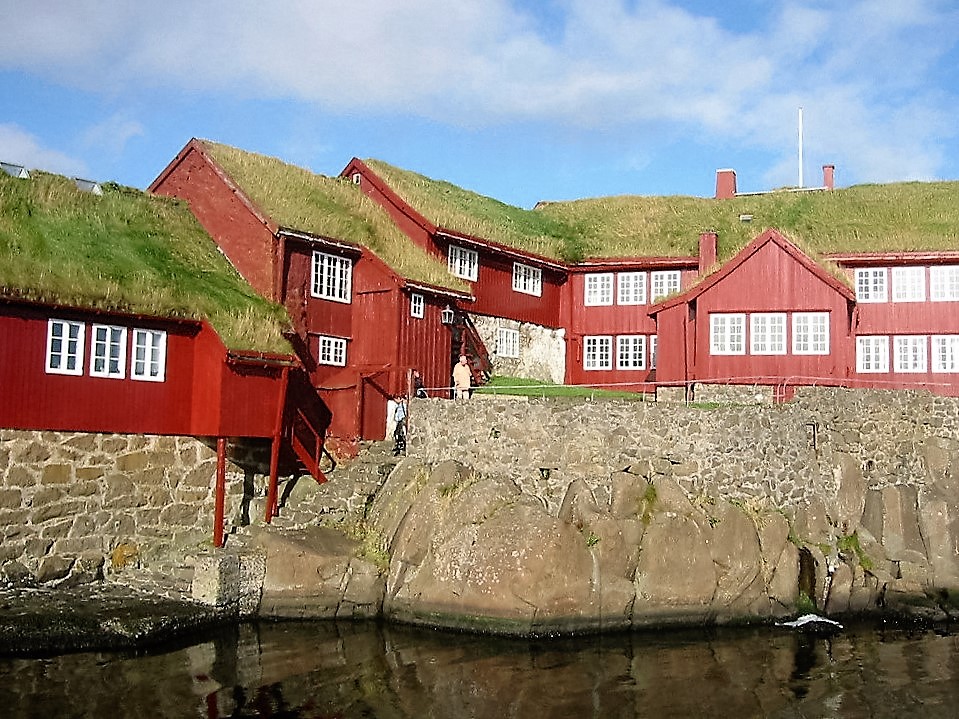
{"left": 823, "top": 164, "right": 835, "bottom": 190}
{"left": 698, "top": 231, "right": 718, "bottom": 273}
{"left": 715, "top": 169, "right": 737, "bottom": 199}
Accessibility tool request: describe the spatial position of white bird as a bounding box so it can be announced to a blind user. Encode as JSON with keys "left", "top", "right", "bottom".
{"left": 777, "top": 614, "right": 843, "bottom": 630}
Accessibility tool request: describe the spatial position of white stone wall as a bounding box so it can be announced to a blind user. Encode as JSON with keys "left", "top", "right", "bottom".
{"left": 471, "top": 314, "right": 566, "bottom": 384}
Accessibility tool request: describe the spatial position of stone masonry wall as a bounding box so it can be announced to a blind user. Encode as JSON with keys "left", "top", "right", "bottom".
{"left": 471, "top": 315, "right": 566, "bottom": 384}
{"left": 407, "top": 387, "right": 959, "bottom": 515}
{"left": 0, "top": 429, "right": 267, "bottom": 586}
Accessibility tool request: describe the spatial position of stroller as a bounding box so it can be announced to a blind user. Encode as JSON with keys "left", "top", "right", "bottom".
{"left": 392, "top": 399, "right": 407, "bottom": 456}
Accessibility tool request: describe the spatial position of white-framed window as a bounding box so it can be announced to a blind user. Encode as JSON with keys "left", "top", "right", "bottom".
{"left": 512, "top": 262, "right": 542, "bottom": 297}
{"left": 311, "top": 251, "right": 352, "bottom": 303}
{"left": 318, "top": 335, "right": 347, "bottom": 366}
{"left": 616, "top": 335, "right": 646, "bottom": 370}
{"left": 584, "top": 273, "right": 613, "bottom": 306}
{"left": 930, "top": 265, "right": 959, "bottom": 301}
{"left": 893, "top": 335, "right": 928, "bottom": 373}
{"left": 750, "top": 313, "right": 787, "bottom": 355}
{"left": 892, "top": 267, "right": 926, "bottom": 303}
{"left": 932, "top": 335, "right": 959, "bottom": 373}
{"left": 410, "top": 293, "right": 424, "bottom": 319}
{"left": 856, "top": 336, "right": 889, "bottom": 373}
{"left": 650, "top": 270, "right": 681, "bottom": 302}
{"left": 45, "top": 319, "right": 85, "bottom": 375}
{"left": 448, "top": 245, "right": 478, "bottom": 281}
{"left": 792, "top": 312, "right": 830, "bottom": 355}
{"left": 855, "top": 268, "right": 888, "bottom": 303}
{"left": 497, "top": 327, "right": 520, "bottom": 358}
{"left": 710, "top": 313, "right": 746, "bottom": 355}
{"left": 131, "top": 329, "right": 167, "bottom": 382}
{"left": 617, "top": 272, "right": 647, "bottom": 305}
{"left": 90, "top": 324, "right": 127, "bottom": 378}
{"left": 584, "top": 335, "right": 613, "bottom": 370}
{"left": 649, "top": 335, "right": 658, "bottom": 369}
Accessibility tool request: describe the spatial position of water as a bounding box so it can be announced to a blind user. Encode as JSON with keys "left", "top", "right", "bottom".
{"left": 2, "top": 620, "right": 957, "bottom": 718}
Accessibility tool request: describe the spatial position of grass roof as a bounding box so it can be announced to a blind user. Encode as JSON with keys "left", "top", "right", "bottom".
{"left": 201, "top": 142, "right": 468, "bottom": 293}
{"left": 364, "top": 160, "right": 959, "bottom": 264}
{"left": 0, "top": 171, "right": 293, "bottom": 353}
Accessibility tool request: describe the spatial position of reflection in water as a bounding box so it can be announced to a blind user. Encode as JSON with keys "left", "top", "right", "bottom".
{"left": 2, "top": 621, "right": 958, "bottom": 718}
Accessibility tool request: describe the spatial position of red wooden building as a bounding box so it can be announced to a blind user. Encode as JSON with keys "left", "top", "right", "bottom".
{"left": 151, "top": 140, "right": 473, "bottom": 448}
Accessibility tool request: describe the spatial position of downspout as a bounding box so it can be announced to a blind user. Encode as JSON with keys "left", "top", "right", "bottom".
{"left": 265, "top": 364, "right": 291, "bottom": 522}
{"left": 214, "top": 437, "right": 227, "bottom": 548}
{"left": 274, "top": 233, "right": 287, "bottom": 303}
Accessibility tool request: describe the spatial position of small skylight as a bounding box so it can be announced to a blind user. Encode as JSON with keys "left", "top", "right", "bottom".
{"left": 74, "top": 178, "right": 103, "bottom": 195}
{"left": 1, "top": 161, "right": 30, "bottom": 179}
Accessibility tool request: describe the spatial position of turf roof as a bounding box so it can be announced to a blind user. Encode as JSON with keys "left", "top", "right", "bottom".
{"left": 0, "top": 170, "right": 293, "bottom": 353}
{"left": 200, "top": 141, "right": 469, "bottom": 293}
{"left": 364, "top": 160, "right": 959, "bottom": 264}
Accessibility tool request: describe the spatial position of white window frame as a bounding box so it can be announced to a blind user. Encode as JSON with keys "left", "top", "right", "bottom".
{"left": 855, "top": 268, "right": 888, "bottom": 303}
{"left": 410, "top": 293, "right": 424, "bottom": 319}
{"left": 617, "top": 272, "right": 647, "bottom": 305}
{"left": 710, "top": 313, "right": 746, "bottom": 355}
{"left": 311, "top": 251, "right": 352, "bottom": 303}
{"left": 932, "top": 335, "right": 959, "bottom": 373}
{"left": 131, "top": 329, "right": 168, "bottom": 382}
{"left": 892, "top": 266, "right": 926, "bottom": 303}
{"left": 792, "top": 312, "right": 830, "bottom": 355}
{"left": 649, "top": 335, "right": 658, "bottom": 369}
{"left": 650, "top": 270, "right": 681, "bottom": 303}
{"left": 583, "top": 335, "right": 613, "bottom": 370}
{"left": 616, "top": 335, "right": 646, "bottom": 370}
{"left": 930, "top": 265, "right": 959, "bottom": 302}
{"left": 750, "top": 313, "right": 787, "bottom": 355}
{"left": 893, "top": 335, "right": 928, "bottom": 374}
{"left": 90, "top": 324, "right": 127, "bottom": 378}
{"left": 318, "top": 335, "right": 347, "bottom": 366}
{"left": 497, "top": 327, "right": 520, "bottom": 358}
{"left": 45, "top": 319, "right": 85, "bottom": 376}
{"left": 448, "top": 245, "right": 478, "bottom": 281}
{"left": 584, "top": 273, "right": 613, "bottom": 306}
{"left": 856, "top": 336, "right": 889, "bottom": 373}
{"left": 512, "top": 262, "right": 542, "bottom": 297}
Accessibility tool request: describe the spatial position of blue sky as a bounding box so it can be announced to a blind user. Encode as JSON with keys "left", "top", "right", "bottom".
{"left": 2, "top": 0, "right": 958, "bottom": 208}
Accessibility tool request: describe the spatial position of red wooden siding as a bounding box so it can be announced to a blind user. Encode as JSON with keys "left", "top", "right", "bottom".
{"left": 150, "top": 142, "right": 278, "bottom": 299}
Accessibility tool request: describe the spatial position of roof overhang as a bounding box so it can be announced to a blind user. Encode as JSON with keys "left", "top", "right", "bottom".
{"left": 403, "top": 280, "right": 475, "bottom": 302}
{"left": 278, "top": 227, "right": 364, "bottom": 257}
{"left": 435, "top": 228, "right": 568, "bottom": 273}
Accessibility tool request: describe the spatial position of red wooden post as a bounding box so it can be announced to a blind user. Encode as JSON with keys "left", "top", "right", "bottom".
{"left": 214, "top": 437, "right": 227, "bottom": 548}
{"left": 265, "top": 365, "right": 290, "bottom": 522}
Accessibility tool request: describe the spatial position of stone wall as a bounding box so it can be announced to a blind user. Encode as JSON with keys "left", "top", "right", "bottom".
{"left": 471, "top": 315, "right": 566, "bottom": 384}
{"left": 0, "top": 429, "right": 268, "bottom": 586}
{"left": 407, "top": 387, "right": 959, "bottom": 514}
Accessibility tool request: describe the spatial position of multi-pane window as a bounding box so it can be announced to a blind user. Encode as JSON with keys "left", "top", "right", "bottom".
{"left": 649, "top": 335, "right": 658, "bottom": 369}
{"left": 616, "top": 335, "right": 646, "bottom": 370}
{"left": 710, "top": 313, "right": 746, "bottom": 355}
{"left": 932, "top": 335, "right": 959, "bottom": 373}
{"left": 855, "top": 268, "right": 888, "bottom": 303}
{"left": 584, "top": 273, "right": 614, "bottom": 306}
{"left": 512, "top": 263, "right": 542, "bottom": 296}
{"left": 930, "top": 265, "right": 959, "bottom": 301}
{"left": 131, "top": 329, "right": 167, "bottom": 382}
{"left": 583, "top": 335, "right": 613, "bottom": 370}
{"left": 311, "top": 251, "right": 352, "bottom": 303}
{"left": 497, "top": 328, "right": 520, "bottom": 358}
{"left": 318, "top": 335, "right": 347, "bottom": 366}
{"left": 90, "top": 324, "right": 127, "bottom": 378}
{"left": 448, "top": 245, "right": 478, "bottom": 281}
{"left": 894, "top": 335, "right": 927, "bottom": 373}
{"left": 410, "top": 293, "right": 424, "bottom": 319}
{"left": 650, "top": 270, "right": 681, "bottom": 302}
{"left": 792, "top": 312, "right": 829, "bottom": 355}
{"left": 617, "top": 272, "right": 647, "bottom": 305}
{"left": 892, "top": 267, "right": 926, "bottom": 302}
{"left": 750, "top": 313, "right": 787, "bottom": 355}
{"left": 856, "top": 336, "right": 889, "bottom": 373}
{"left": 46, "top": 319, "right": 85, "bottom": 375}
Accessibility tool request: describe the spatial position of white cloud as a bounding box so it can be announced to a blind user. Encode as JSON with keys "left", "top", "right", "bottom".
{"left": 1, "top": 0, "right": 956, "bottom": 183}
{"left": 0, "top": 124, "right": 88, "bottom": 176}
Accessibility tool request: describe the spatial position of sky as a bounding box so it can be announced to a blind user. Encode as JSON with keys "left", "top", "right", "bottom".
{"left": 1, "top": 0, "right": 958, "bottom": 209}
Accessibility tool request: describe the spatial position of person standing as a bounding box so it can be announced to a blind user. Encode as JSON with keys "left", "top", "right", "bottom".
{"left": 452, "top": 355, "right": 472, "bottom": 400}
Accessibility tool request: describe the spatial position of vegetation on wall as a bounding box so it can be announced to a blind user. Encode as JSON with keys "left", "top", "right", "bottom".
{"left": 0, "top": 172, "right": 292, "bottom": 352}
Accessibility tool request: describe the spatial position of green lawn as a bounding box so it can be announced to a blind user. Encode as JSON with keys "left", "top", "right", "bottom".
{"left": 474, "top": 376, "right": 648, "bottom": 400}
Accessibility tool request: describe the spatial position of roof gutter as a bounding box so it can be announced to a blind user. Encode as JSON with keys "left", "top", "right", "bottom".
{"left": 435, "top": 229, "right": 568, "bottom": 272}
